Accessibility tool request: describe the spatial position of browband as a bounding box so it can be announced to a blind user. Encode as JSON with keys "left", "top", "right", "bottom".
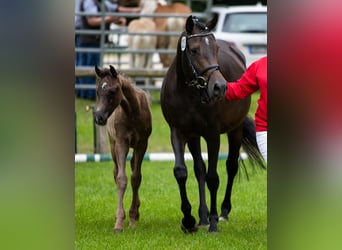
{"left": 186, "top": 32, "right": 213, "bottom": 40}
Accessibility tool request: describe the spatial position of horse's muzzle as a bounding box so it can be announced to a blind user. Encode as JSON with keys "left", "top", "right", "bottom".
{"left": 94, "top": 111, "right": 108, "bottom": 126}
{"left": 212, "top": 82, "right": 227, "bottom": 100}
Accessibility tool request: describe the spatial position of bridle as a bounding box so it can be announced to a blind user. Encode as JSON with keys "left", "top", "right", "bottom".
{"left": 183, "top": 32, "right": 220, "bottom": 90}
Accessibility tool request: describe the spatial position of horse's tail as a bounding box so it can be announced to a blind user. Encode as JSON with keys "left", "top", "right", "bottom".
{"left": 241, "top": 116, "right": 266, "bottom": 171}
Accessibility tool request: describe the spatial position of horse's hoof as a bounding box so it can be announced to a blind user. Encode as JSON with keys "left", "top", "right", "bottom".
{"left": 181, "top": 216, "right": 198, "bottom": 233}
{"left": 197, "top": 223, "right": 209, "bottom": 229}
{"left": 181, "top": 224, "right": 198, "bottom": 233}
{"left": 208, "top": 224, "right": 219, "bottom": 233}
{"left": 198, "top": 218, "right": 209, "bottom": 228}
{"left": 198, "top": 217, "right": 209, "bottom": 226}
{"left": 208, "top": 216, "right": 219, "bottom": 232}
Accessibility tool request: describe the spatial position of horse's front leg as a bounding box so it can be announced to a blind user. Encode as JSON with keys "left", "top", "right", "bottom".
{"left": 128, "top": 139, "right": 148, "bottom": 228}
{"left": 206, "top": 134, "right": 221, "bottom": 232}
{"left": 113, "top": 140, "right": 129, "bottom": 233}
{"left": 220, "top": 129, "right": 242, "bottom": 221}
{"left": 188, "top": 137, "right": 209, "bottom": 226}
{"left": 171, "top": 128, "right": 197, "bottom": 233}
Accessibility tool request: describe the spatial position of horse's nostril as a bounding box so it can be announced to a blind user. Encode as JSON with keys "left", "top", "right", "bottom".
{"left": 94, "top": 113, "right": 104, "bottom": 125}
{"left": 213, "top": 83, "right": 226, "bottom": 97}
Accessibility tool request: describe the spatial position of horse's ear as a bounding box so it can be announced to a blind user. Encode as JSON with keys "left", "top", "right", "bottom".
{"left": 206, "top": 14, "right": 218, "bottom": 31}
{"left": 109, "top": 65, "right": 118, "bottom": 78}
{"left": 95, "top": 65, "right": 101, "bottom": 77}
{"left": 185, "top": 15, "right": 194, "bottom": 33}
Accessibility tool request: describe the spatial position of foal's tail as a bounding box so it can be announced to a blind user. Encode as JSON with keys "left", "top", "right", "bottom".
{"left": 241, "top": 116, "right": 266, "bottom": 170}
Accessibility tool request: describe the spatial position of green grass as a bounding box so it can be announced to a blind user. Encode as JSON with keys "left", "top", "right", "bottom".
{"left": 75, "top": 160, "right": 267, "bottom": 249}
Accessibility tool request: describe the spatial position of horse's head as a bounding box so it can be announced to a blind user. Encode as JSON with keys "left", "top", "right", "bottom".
{"left": 94, "top": 65, "right": 123, "bottom": 126}
{"left": 179, "top": 15, "right": 227, "bottom": 104}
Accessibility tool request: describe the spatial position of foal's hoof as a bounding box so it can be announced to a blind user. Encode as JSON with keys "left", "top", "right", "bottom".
{"left": 114, "top": 228, "right": 123, "bottom": 233}
{"left": 129, "top": 219, "right": 137, "bottom": 228}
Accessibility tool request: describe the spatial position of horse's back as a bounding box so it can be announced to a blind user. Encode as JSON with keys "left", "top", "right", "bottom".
{"left": 134, "top": 87, "right": 152, "bottom": 134}
{"left": 216, "top": 39, "right": 246, "bottom": 81}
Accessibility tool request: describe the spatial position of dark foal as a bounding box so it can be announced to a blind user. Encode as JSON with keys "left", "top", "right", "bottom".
{"left": 94, "top": 65, "right": 152, "bottom": 232}
{"left": 160, "top": 15, "right": 265, "bottom": 233}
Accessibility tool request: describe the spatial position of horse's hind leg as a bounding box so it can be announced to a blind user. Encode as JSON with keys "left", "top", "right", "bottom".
{"left": 128, "top": 140, "right": 147, "bottom": 228}
{"left": 220, "top": 128, "right": 242, "bottom": 221}
{"left": 188, "top": 137, "right": 209, "bottom": 226}
{"left": 206, "top": 135, "right": 221, "bottom": 232}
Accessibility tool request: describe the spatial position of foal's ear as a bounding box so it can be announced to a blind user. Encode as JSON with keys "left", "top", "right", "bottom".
{"left": 185, "top": 15, "right": 194, "bottom": 33}
{"left": 95, "top": 65, "right": 102, "bottom": 77}
{"left": 206, "top": 14, "right": 218, "bottom": 31}
{"left": 109, "top": 65, "right": 118, "bottom": 78}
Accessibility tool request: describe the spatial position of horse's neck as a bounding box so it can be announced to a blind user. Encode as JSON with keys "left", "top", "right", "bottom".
{"left": 119, "top": 76, "right": 140, "bottom": 114}
{"left": 175, "top": 52, "right": 187, "bottom": 82}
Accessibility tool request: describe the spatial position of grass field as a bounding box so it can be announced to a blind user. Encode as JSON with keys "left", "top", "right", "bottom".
{"left": 75, "top": 160, "right": 267, "bottom": 249}
{"left": 75, "top": 91, "right": 266, "bottom": 249}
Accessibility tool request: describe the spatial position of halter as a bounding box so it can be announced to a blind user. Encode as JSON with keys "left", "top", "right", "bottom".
{"left": 183, "top": 32, "right": 220, "bottom": 90}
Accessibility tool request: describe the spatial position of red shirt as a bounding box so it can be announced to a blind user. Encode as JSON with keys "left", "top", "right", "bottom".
{"left": 224, "top": 56, "right": 267, "bottom": 132}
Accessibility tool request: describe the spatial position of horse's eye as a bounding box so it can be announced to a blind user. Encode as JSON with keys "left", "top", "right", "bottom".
{"left": 190, "top": 48, "right": 199, "bottom": 55}
{"left": 108, "top": 88, "right": 116, "bottom": 95}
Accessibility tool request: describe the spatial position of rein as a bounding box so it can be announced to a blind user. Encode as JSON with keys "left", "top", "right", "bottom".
{"left": 183, "top": 32, "right": 220, "bottom": 90}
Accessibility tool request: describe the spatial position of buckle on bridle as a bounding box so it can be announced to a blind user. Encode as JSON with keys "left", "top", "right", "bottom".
{"left": 194, "top": 76, "right": 207, "bottom": 89}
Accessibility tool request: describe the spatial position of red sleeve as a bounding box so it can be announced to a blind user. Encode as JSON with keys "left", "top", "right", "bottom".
{"left": 224, "top": 59, "right": 260, "bottom": 101}
{"left": 224, "top": 56, "right": 268, "bottom": 131}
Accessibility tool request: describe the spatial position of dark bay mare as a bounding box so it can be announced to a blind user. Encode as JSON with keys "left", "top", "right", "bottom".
{"left": 94, "top": 65, "right": 152, "bottom": 232}
{"left": 160, "top": 15, "right": 265, "bottom": 233}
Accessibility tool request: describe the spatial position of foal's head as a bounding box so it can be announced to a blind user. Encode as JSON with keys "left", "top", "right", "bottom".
{"left": 94, "top": 65, "right": 123, "bottom": 125}
{"left": 180, "top": 15, "right": 227, "bottom": 103}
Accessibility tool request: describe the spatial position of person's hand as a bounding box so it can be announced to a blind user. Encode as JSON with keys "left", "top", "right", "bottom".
{"left": 115, "top": 17, "right": 126, "bottom": 26}
{"left": 106, "top": 16, "right": 126, "bottom": 26}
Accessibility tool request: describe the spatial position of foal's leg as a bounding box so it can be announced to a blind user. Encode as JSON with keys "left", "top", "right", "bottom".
{"left": 128, "top": 139, "right": 148, "bottom": 228}
{"left": 219, "top": 128, "right": 242, "bottom": 221}
{"left": 171, "top": 128, "right": 197, "bottom": 233}
{"left": 112, "top": 140, "right": 129, "bottom": 232}
{"left": 187, "top": 137, "right": 209, "bottom": 226}
{"left": 205, "top": 134, "right": 221, "bottom": 232}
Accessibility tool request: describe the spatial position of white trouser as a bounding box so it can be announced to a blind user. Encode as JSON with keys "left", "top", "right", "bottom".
{"left": 256, "top": 131, "right": 267, "bottom": 164}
